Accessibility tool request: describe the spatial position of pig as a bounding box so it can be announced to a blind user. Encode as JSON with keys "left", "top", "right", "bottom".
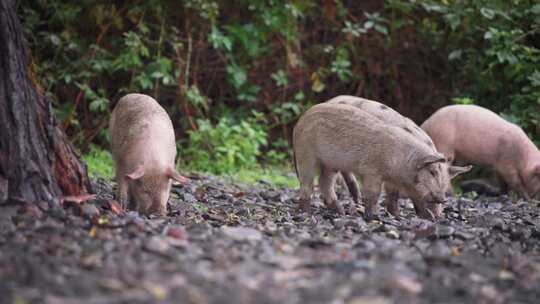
{"left": 421, "top": 104, "right": 540, "bottom": 200}
{"left": 293, "top": 102, "right": 450, "bottom": 220}
{"left": 110, "top": 93, "right": 189, "bottom": 215}
{"left": 326, "top": 95, "right": 471, "bottom": 217}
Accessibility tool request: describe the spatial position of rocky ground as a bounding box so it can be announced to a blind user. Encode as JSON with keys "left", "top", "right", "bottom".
{"left": 1, "top": 175, "right": 540, "bottom": 304}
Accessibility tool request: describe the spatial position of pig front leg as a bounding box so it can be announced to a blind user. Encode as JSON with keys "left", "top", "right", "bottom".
{"left": 427, "top": 203, "right": 443, "bottom": 218}
{"left": 116, "top": 176, "right": 129, "bottom": 210}
{"left": 384, "top": 183, "right": 400, "bottom": 217}
{"left": 412, "top": 200, "right": 435, "bottom": 221}
{"left": 360, "top": 175, "right": 383, "bottom": 221}
{"left": 296, "top": 157, "right": 317, "bottom": 213}
{"left": 320, "top": 166, "right": 344, "bottom": 215}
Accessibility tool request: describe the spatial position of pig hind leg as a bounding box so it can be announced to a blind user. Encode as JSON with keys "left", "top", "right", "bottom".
{"left": 296, "top": 153, "right": 318, "bottom": 212}
{"left": 359, "top": 174, "right": 383, "bottom": 220}
{"left": 320, "top": 166, "right": 344, "bottom": 215}
{"left": 500, "top": 170, "right": 530, "bottom": 200}
{"left": 384, "top": 183, "right": 400, "bottom": 217}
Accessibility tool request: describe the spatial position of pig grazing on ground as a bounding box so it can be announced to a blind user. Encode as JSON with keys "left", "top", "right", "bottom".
{"left": 421, "top": 104, "right": 540, "bottom": 200}
{"left": 326, "top": 95, "right": 471, "bottom": 216}
{"left": 293, "top": 103, "right": 450, "bottom": 219}
{"left": 110, "top": 93, "right": 189, "bottom": 215}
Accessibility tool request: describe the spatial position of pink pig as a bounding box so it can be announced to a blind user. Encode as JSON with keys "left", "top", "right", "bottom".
{"left": 421, "top": 104, "right": 540, "bottom": 200}
{"left": 110, "top": 93, "right": 189, "bottom": 215}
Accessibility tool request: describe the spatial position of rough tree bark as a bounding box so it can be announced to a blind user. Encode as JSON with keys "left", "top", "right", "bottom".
{"left": 0, "top": 0, "right": 91, "bottom": 205}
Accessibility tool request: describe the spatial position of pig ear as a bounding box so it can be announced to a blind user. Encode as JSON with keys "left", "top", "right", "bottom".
{"left": 417, "top": 153, "right": 446, "bottom": 170}
{"left": 125, "top": 164, "right": 145, "bottom": 180}
{"left": 448, "top": 165, "right": 472, "bottom": 179}
{"left": 167, "top": 167, "right": 190, "bottom": 184}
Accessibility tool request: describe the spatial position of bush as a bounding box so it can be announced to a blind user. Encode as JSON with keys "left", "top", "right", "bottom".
{"left": 82, "top": 144, "right": 114, "bottom": 179}
{"left": 404, "top": 0, "right": 540, "bottom": 139}
{"left": 20, "top": 0, "right": 540, "bottom": 179}
{"left": 180, "top": 112, "right": 267, "bottom": 174}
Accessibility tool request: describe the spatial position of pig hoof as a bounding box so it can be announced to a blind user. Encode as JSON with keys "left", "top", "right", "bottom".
{"left": 118, "top": 198, "right": 128, "bottom": 210}
{"left": 428, "top": 204, "right": 443, "bottom": 218}
{"left": 363, "top": 211, "right": 379, "bottom": 222}
{"left": 299, "top": 203, "right": 312, "bottom": 214}
{"left": 329, "top": 202, "right": 345, "bottom": 216}
{"left": 417, "top": 209, "right": 435, "bottom": 221}
{"left": 348, "top": 205, "right": 359, "bottom": 216}
{"left": 386, "top": 206, "right": 400, "bottom": 218}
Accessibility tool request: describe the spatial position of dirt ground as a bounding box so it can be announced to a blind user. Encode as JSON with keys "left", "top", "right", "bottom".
{"left": 1, "top": 176, "right": 540, "bottom": 304}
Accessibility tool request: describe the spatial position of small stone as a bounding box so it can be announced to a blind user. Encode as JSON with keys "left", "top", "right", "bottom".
{"left": 21, "top": 204, "right": 43, "bottom": 218}
{"left": 470, "top": 273, "right": 486, "bottom": 283}
{"left": 349, "top": 296, "right": 391, "bottom": 304}
{"left": 80, "top": 204, "right": 100, "bottom": 218}
{"left": 498, "top": 270, "right": 514, "bottom": 281}
{"left": 414, "top": 225, "right": 436, "bottom": 240}
{"left": 436, "top": 225, "right": 455, "bottom": 238}
{"left": 480, "top": 285, "right": 499, "bottom": 300}
{"left": 165, "top": 225, "right": 188, "bottom": 241}
{"left": 221, "top": 226, "right": 263, "bottom": 242}
{"left": 454, "top": 230, "right": 475, "bottom": 240}
{"left": 491, "top": 218, "right": 506, "bottom": 230}
{"left": 145, "top": 236, "right": 170, "bottom": 254}
{"left": 385, "top": 229, "right": 400, "bottom": 239}
{"left": 426, "top": 241, "right": 452, "bottom": 260}
{"left": 391, "top": 276, "right": 423, "bottom": 294}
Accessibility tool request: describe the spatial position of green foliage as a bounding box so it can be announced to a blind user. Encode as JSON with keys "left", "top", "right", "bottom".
{"left": 20, "top": 0, "right": 540, "bottom": 183}
{"left": 226, "top": 167, "right": 299, "bottom": 188}
{"left": 181, "top": 112, "right": 267, "bottom": 175}
{"left": 82, "top": 144, "right": 114, "bottom": 179}
{"left": 400, "top": 0, "right": 540, "bottom": 138}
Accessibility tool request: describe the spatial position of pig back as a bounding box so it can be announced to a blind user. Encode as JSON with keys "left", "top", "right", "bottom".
{"left": 110, "top": 94, "right": 176, "bottom": 165}
{"left": 422, "top": 105, "right": 528, "bottom": 166}
{"left": 327, "top": 95, "right": 435, "bottom": 149}
{"left": 294, "top": 103, "right": 425, "bottom": 175}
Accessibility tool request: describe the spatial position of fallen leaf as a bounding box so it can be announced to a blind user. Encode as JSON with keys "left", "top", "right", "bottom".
{"left": 108, "top": 200, "right": 123, "bottom": 215}
{"left": 97, "top": 216, "right": 109, "bottom": 225}
{"left": 234, "top": 191, "right": 246, "bottom": 198}
{"left": 61, "top": 194, "right": 96, "bottom": 205}
{"left": 88, "top": 226, "right": 97, "bottom": 237}
{"left": 144, "top": 282, "right": 168, "bottom": 300}
{"left": 166, "top": 226, "right": 188, "bottom": 240}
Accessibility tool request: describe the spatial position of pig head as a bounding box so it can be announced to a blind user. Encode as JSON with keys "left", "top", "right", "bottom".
{"left": 123, "top": 163, "right": 189, "bottom": 215}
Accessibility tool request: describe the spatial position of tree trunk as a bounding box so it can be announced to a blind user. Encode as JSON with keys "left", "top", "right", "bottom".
{"left": 0, "top": 0, "right": 91, "bottom": 205}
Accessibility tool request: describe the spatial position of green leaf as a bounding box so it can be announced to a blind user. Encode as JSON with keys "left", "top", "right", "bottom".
{"left": 374, "top": 24, "right": 388, "bottom": 35}
{"left": 271, "top": 69, "right": 289, "bottom": 87}
{"left": 480, "top": 8, "right": 495, "bottom": 20}
{"left": 226, "top": 64, "right": 247, "bottom": 88}
{"left": 448, "top": 50, "right": 462, "bottom": 61}
{"left": 444, "top": 13, "right": 461, "bottom": 30}
{"left": 528, "top": 71, "right": 540, "bottom": 87}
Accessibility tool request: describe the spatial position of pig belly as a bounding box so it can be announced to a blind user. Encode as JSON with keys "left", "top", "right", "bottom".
{"left": 315, "top": 146, "right": 374, "bottom": 175}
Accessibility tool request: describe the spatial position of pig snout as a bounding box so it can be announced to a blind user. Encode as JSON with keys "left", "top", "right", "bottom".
{"left": 421, "top": 190, "right": 449, "bottom": 205}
